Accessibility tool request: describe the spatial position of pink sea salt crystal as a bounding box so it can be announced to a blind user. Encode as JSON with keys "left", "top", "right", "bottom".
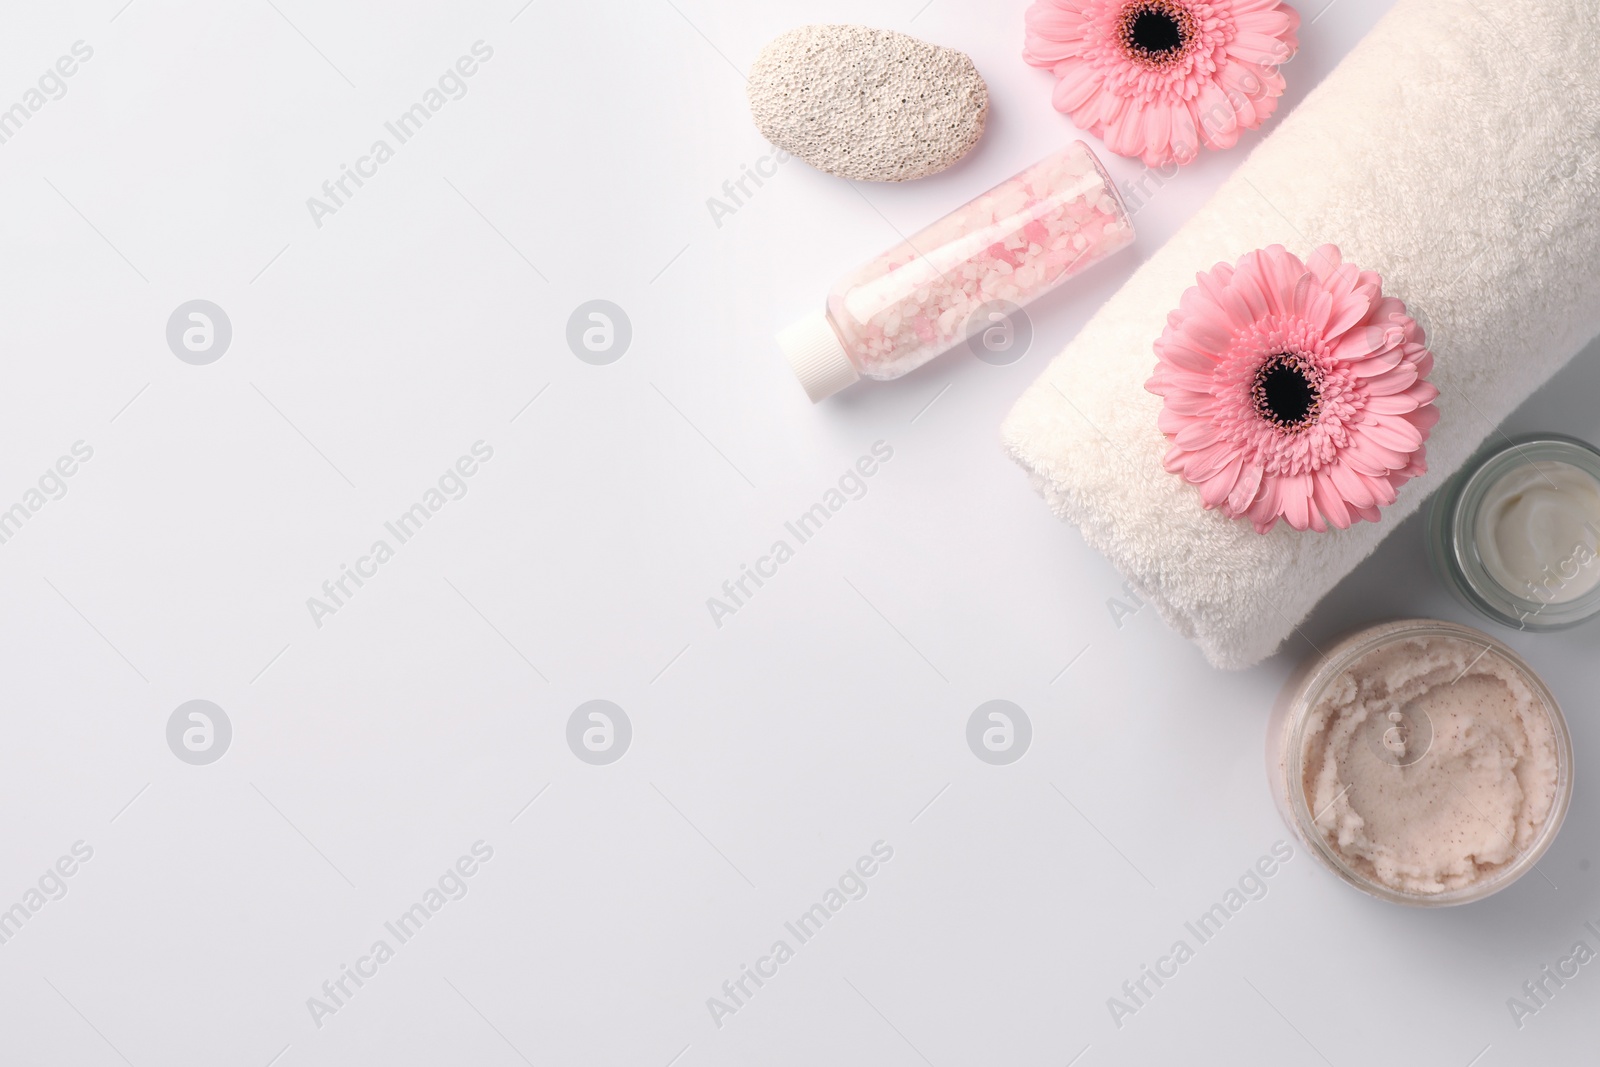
{"left": 777, "top": 141, "right": 1136, "bottom": 402}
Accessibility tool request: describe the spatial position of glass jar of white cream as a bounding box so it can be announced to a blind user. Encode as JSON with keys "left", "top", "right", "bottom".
{"left": 1267, "top": 619, "right": 1572, "bottom": 905}
{"left": 1429, "top": 434, "right": 1600, "bottom": 630}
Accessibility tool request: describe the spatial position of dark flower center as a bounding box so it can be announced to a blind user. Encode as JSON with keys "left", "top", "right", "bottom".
{"left": 1132, "top": 9, "right": 1182, "bottom": 52}
{"left": 1120, "top": 1, "right": 1194, "bottom": 66}
{"left": 1253, "top": 354, "right": 1322, "bottom": 431}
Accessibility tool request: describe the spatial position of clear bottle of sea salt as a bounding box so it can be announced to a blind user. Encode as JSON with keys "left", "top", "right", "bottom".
{"left": 778, "top": 141, "right": 1134, "bottom": 402}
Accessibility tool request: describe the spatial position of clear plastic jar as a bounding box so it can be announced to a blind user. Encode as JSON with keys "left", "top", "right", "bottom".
{"left": 778, "top": 141, "right": 1135, "bottom": 402}
{"left": 1267, "top": 619, "right": 1571, "bottom": 906}
{"left": 1428, "top": 434, "right": 1600, "bottom": 630}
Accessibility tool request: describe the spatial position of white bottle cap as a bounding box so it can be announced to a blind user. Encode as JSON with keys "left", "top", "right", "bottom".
{"left": 778, "top": 314, "right": 860, "bottom": 403}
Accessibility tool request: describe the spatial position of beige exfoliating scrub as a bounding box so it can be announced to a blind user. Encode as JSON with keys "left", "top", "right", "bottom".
{"left": 1268, "top": 620, "right": 1571, "bottom": 905}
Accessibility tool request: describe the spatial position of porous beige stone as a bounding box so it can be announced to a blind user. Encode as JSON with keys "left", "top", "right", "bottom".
{"left": 747, "top": 24, "right": 988, "bottom": 183}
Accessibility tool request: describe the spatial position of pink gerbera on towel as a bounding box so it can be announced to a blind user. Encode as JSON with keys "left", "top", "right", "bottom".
{"left": 1024, "top": 0, "right": 1299, "bottom": 168}
{"left": 1145, "top": 245, "right": 1439, "bottom": 534}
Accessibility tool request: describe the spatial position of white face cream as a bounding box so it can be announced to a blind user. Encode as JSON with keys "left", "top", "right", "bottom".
{"left": 1430, "top": 435, "right": 1600, "bottom": 631}
{"left": 1474, "top": 460, "right": 1600, "bottom": 603}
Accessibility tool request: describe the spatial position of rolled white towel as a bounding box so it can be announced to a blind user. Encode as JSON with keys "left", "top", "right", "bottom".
{"left": 1002, "top": 0, "right": 1600, "bottom": 669}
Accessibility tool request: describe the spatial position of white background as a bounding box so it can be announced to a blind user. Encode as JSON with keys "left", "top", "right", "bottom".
{"left": 2, "top": 0, "right": 1598, "bottom": 1064}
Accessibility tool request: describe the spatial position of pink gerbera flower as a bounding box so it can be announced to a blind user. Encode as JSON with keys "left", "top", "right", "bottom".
{"left": 1145, "top": 245, "right": 1440, "bottom": 534}
{"left": 1024, "top": 0, "right": 1299, "bottom": 168}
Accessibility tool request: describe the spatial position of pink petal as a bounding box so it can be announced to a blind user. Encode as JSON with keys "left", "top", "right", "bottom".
{"left": 1306, "top": 245, "right": 1343, "bottom": 283}
{"left": 1154, "top": 366, "right": 1225, "bottom": 393}
{"left": 1324, "top": 289, "right": 1373, "bottom": 340}
{"left": 1366, "top": 472, "right": 1399, "bottom": 506}
{"left": 1261, "top": 246, "right": 1306, "bottom": 316}
{"left": 1301, "top": 285, "right": 1334, "bottom": 334}
{"left": 1156, "top": 337, "right": 1223, "bottom": 373}
{"left": 1251, "top": 91, "right": 1285, "bottom": 124}
{"left": 1025, "top": 5, "right": 1091, "bottom": 44}
{"left": 1330, "top": 325, "right": 1389, "bottom": 362}
{"left": 1350, "top": 351, "right": 1406, "bottom": 378}
{"left": 1178, "top": 277, "right": 1234, "bottom": 325}
{"left": 1178, "top": 440, "right": 1243, "bottom": 480}
{"left": 1327, "top": 461, "right": 1376, "bottom": 508}
{"left": 1050, "top": 62, "right": 1104, "bottom": 112}
{"left": 1405, "top": 404, "right": 1441, "bottom": 432}
{"left": 1361, "top": 363, "right": 1420, "bottom": 395}
{"left": 1399, "top": 314, "right": 1427, "bottom": 347}
{"left": 1407, "top": 381, "right": 1440, "bottom": 406}
{"left": 1249, "top": 477, "right": 1285, "bottom": 532}
{"left": 1174, "top": 418, "right": 1224, "bottom": 450}
{"left": 1346, "top": 433, "right": 1408, "bottom": 474}
{"left": 1312, "top": 471, "right": 1353, "bottom": 529}
{"left": 1280, "top": 473, "right": 1313, "bottom": 531}
{"left": 1227, "top": 460, "right": 1266, "bottom": 515}
{"left": 1143, "top": 102, "right": 1173, "bottom": 168}
{"left": 1158, "top": 406, "right": 1194, "bottom": 435}
{"left": 1363, "top": 392, "right": 1420, "bottom": 415}
{"left": 1161, "top": 390, "right": 1216, "bottom": 416}
{"left": 1393, "top": 454, "right": 1427, "bottom": 482}
{"left": 1175, "top": 313, "right": 1233, "bottom": 354}
{"left": 1228, "top": 32, "right": 1293, "bottom": 70}
{"left": 1093, "top": 88, "right": 1127, "bottom": 131}
{"left": 1228, "top": 257, "right": 1271, "bottom": 320}
{"left": 1235, "top": 8, "right": 1298, "bottom": 40}
{"left": 1367, "top": 296, "right": 1408, "bottom": 327}
{"left": 1196, "top": 80, "right": 1238, "bottom": 149}
{"left": 1170, "top": 102, "right": 1199, "bottom": 164}
{"left": 1216, "top": 62, "right": 1262, "bottom": 127}
{"left": 1199, "top": 454, "right": 1246, "bottom": 508}
{"left": 1110, "top": 99, "right": 1147, "bottom": 159}
{"left": 1196, "top": 266, "right": 1253, "bottom": 326}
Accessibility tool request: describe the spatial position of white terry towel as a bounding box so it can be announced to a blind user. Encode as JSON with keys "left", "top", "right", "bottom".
{"left": 1002, "top": 0, "right": 1600, "bottom": 669}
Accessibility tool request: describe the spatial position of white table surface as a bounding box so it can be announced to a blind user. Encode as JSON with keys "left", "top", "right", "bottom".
{"left": 3, "top": 1, "right": 1598, "bottom": 1064}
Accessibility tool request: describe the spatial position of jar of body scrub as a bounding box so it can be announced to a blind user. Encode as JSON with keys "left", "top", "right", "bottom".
{"left": 1267, "top": 619, "right": 1571, "bottom": 906}
{"left": 1429, "top": 434, "right": 1600, "bottom": 630}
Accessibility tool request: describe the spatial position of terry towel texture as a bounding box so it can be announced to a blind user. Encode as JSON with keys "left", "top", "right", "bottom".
{"left": 1002, "top": 0, "right": 1600, "bottom": 669}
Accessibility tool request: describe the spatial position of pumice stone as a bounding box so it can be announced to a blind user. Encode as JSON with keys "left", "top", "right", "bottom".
{"left": 747, "top": 24, "right": 989, "bottom": 182}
